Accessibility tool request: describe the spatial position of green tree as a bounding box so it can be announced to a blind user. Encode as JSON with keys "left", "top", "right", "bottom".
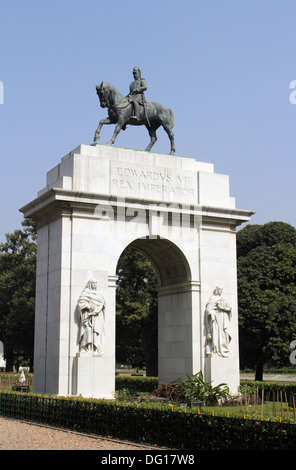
{"left": 237, "top": 221, "right": 296, "bottom": 380}
{"left": 116, "top": 246, "right": 158, "bottom": 375}
{"left": 0, "top": 219, "right": 37, "bottom": 371}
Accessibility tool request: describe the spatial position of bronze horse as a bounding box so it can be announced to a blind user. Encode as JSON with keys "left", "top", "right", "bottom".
{"left": 93, "top": 82, "right": 175, "bottom": 155}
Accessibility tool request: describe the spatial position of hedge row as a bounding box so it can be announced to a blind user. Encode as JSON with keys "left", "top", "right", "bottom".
{"left": 240, "top": 380, "right": 296, "bottom": 397}
{"left": 115, "top": 375, "right": 158, "bottom": 392}
{"left": 1, "top": 391, "right": 296, "bottom": 450}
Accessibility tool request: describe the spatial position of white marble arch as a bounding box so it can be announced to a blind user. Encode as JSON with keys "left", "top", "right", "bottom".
{"left": 20, "top": 144, "right": 254, "bottom": 398}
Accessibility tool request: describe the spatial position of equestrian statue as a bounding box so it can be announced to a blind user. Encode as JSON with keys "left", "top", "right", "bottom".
{"left": 93, "top": 66, "right": 175, "bottom": 155}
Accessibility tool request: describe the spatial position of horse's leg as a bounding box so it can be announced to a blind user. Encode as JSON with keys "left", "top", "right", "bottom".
{"left": 163, "top": 125, "right": 175, "bottom": 155}
{"left": 106, "top": 119, "right": 124, "bottom": 146}
{"left": 145, "top": 125, "right": 158, "bottom": 152}
{"left": 93, "top": 117, "right": 112, "bottom": 142}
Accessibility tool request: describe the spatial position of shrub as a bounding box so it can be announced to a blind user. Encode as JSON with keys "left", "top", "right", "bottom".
{"left": 1, "top": 391, "right": 296, "bottom": 450}
{"left": 178, "top": 371, "right": 230, "bottom": 405}
{"left": 115, "top": 375, "right": 158, "bottom": 393}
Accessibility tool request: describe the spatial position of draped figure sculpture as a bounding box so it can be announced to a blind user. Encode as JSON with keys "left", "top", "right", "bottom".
{"left": 78, "top": 279, "right": 106, "bottom": 356}
{"left": 205, "top": 286, "right": 232, "bottom": 358}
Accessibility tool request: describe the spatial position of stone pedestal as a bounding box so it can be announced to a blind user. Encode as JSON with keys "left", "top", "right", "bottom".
{"left": 20, "top": 144, "right": 254, "bottom": 398}
{"left": 75, "top": 354, "right": 114, "bottom": 399}
{"left": 204, "top": 355, "right": 240, "bottom": 391}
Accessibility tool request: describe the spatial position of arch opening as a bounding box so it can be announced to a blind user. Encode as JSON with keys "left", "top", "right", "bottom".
{"left": 122, "top": 237, "right": 192, "bottom": 287}
{"left": 115, "top": 237, "right": 194, "bottom": 383}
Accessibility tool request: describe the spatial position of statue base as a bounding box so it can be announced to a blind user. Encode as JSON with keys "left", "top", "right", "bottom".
{"left": 204, "top": 354, "right": 240, "bottom": 394}
{"left": 74, "top": 354, "right": 115, "bottom": 399}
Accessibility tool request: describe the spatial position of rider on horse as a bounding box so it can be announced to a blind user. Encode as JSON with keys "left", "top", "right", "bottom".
{"left": 93, "top": 67, "right": 175, "bottom": 155}
{"left": 127, "top": 66, "right": 147, "bottom": 121}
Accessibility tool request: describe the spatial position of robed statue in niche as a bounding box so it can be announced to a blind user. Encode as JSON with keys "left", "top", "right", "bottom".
{"left": 93, "top": 66, "right": 176, "bottom": 155}
{"left": 205, "top": 286, "right": 232, "bottom": 358}
{"left": 78, "top": 279, "right": 106, "bottom": 356}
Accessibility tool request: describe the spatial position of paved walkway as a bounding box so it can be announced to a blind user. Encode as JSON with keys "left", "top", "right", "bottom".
{"left": 0, "top": 416, "right": 161, "bottom": 451}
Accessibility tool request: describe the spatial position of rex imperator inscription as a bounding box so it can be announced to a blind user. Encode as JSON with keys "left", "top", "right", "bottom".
{"left": 110, "top": 162, "right": 197, "bottom": 202}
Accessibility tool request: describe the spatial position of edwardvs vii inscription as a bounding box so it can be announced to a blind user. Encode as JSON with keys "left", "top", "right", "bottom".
{"left": 110, "top": 161, "right": 197, "bottom": 203}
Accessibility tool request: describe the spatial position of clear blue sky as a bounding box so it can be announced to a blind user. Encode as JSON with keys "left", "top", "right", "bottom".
{"left": 1, "top": 0, "right": 296, "bottom": 242}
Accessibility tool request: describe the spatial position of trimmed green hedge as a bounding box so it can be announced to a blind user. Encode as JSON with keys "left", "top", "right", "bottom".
{"left": 115, "top": 375, "right": 158, "bottom": 392}
{"left": 240, "top": 380, "right": 296, "bottom": 397}
{"left": 1, "top": 391, "right": 296, "bottom": 450}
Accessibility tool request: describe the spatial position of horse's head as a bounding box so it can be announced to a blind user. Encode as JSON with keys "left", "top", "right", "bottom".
{"left": 95, "top": 82, "right": 110, "bottom": 109}
{"left": 95, "top": 82, "right": 124, "bottom": 109}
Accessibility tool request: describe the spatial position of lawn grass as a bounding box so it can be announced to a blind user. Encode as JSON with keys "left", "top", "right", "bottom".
{"left": 204, "top": 399, "right": 296, "bottom": 422}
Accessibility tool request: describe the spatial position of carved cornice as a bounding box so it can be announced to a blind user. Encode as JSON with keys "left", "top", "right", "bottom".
{"left": 20, "top": 187, "right": 254, "bottom": 229}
